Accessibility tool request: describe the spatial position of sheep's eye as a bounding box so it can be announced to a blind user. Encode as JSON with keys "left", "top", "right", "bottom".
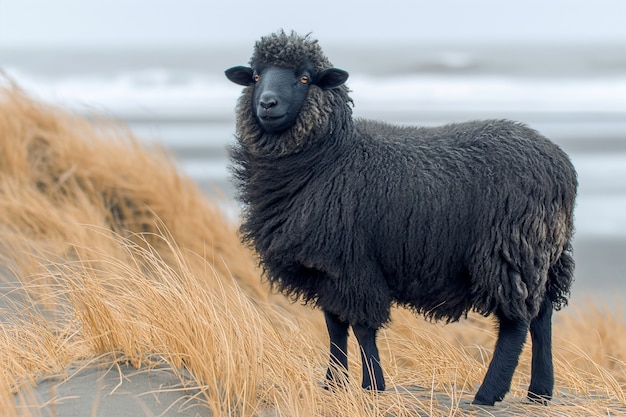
{"left": 299, "top": 75, "right": 310, "bottom": 84}
{"left": 253, "top": 74, "right": 260, "bottom": 82}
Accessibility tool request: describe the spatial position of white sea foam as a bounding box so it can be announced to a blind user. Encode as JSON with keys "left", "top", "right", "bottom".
{"left": 2, "top": 68, "right": 240, "bottom": 118}
{"left": 4, "top": 68, "right": 626, "bottom": 119}
{"left": 349, "top": 75, "right": 626, "bottom": 114}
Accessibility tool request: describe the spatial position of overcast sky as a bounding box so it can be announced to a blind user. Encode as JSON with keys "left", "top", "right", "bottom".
{"left": 1, "top": 0, "right": 626, "bottom": 46}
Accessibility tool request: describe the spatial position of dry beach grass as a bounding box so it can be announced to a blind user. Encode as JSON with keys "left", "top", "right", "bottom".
{"left": 0, "top": 85, "right": 625, "bottom": 416}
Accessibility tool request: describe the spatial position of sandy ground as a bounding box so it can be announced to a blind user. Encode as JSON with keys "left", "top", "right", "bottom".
{"left": 13, "top": 364, "right": 626, "bottom": 417}
{"left": 14, "top": 362, "right": 208, "bottom": 417}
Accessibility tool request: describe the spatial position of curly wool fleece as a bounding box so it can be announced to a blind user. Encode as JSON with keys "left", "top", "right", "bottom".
{"left": 249, "top": 30, "right": 333, "bottom": 72}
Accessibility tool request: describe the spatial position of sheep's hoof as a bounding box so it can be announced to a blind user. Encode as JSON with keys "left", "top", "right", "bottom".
{"left": 471, "top": 398, "right": 495, "bottom": 407}
{"left": 472, "top": 388, "right": 505, "bottom": 406}
{"left": 527, "top": 392, "right": 551, "bottom": 406}
{"left": 319, "top": 380, "right": 348, "bottom": 392}
{"left": 362, "top": 382, "right": 386, "bottom": 391}
{"left": 471, "top": 392, "right": 498, "bottom": 406}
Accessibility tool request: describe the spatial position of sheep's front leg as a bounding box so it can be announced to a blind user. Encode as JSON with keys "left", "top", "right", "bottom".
{"left": 352, "top": 324, "right": 385, "bottom": 391}
{"left": 473, "top": 314, "right": 528, "bottom": 406}
{"left": 324, "top": 310, "right": 349, "bottom": 388}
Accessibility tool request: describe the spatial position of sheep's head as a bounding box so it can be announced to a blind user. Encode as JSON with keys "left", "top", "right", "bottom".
{"left": 225, "top": 63, "right": 348, "bottom": 133}
{"left": 225, "top": 31, "right": 351, "bottom": 155}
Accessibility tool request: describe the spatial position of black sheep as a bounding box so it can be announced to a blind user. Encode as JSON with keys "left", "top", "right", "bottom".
{"left": 225, "top": 30, "right": 577, "bottom": 406}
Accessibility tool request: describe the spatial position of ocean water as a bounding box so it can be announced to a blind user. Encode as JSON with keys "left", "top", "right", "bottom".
{"left": 1, "top": 42, "right": 625, "bottom": 297}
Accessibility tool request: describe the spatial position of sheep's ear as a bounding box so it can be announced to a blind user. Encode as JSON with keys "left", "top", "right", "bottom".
{"left": 314, "top": 68, "right": 349, "bottom": 90}
{"left": 225, "top": 66, "right": 254, "bottom": 86}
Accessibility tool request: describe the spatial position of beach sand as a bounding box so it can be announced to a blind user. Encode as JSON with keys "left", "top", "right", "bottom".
{"left": 14, "top": 361, "right": 206, "bottom": 417}
{"left": 12, "top": 358, "right": 626, "bottom": 416}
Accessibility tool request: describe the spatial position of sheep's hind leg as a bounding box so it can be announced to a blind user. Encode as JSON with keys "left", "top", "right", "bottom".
{"left": 352, "top": 324, "right": 385, "bottom": 391}
{"left": 324, "top": 310, "right": 350, "bottom": 388}
{"left": 527, "top": 296, "right": 554, "bottom": 405}
{"left": 473, "top": 314, "right": 529, "bottom": 406}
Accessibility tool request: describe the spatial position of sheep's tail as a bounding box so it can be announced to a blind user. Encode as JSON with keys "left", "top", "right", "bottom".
{"left": 547, "top": 241, "right": 575, "bottom": 310}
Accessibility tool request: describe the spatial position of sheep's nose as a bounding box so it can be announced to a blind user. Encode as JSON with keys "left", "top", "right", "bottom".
{"left": 259, "top": 92, "right": 278, "bottom": 110}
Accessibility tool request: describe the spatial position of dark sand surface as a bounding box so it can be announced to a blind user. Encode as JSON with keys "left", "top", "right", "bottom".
{"left": 13, "top": 364, "right": 626, "bottom": 416}
{"left": 14, "top": 361, "right": 208, "bottom": 417}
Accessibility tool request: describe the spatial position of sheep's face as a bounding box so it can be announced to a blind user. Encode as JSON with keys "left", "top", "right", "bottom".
{"left": 226, "top": 63, "right": 348, "bottom": 133}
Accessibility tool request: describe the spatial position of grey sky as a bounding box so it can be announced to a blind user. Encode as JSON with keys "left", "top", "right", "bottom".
{"left": 1, "top": 0, "right": 626, "bottom": 46}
